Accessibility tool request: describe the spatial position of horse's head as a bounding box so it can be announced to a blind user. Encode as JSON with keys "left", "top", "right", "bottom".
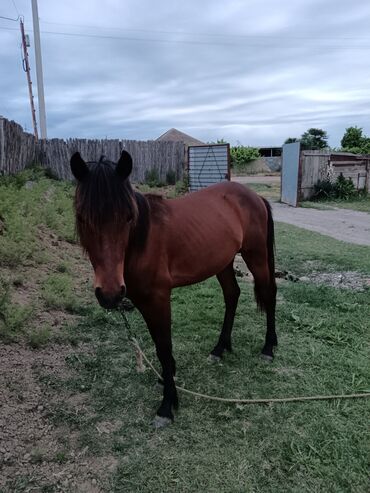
{"left": 70, "top": 151, "right": 137, "bottom": 309}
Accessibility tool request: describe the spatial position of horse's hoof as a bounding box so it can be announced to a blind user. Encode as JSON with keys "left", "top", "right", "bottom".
{"left": 260, "top": 353, "right": 273, "bottom": 362}
{"left": 208, "top": 354, "right": 221, "bottom": 363}
{"left": 153, "top": 415, "right": 172, "bottom": 429}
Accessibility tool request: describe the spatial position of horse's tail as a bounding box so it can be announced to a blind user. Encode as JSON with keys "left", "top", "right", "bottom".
{"left": 252, "top": 197, "right": 276, "bottom": 313}
{"left": 261, "top": 197, "right": 276, "bottom": 288}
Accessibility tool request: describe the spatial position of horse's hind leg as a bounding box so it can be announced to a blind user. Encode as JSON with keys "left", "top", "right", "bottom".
{"left": 210, "top": 262, "right": 240, "bottom": 360}
{"left": 241, "top": 250, "right": 277, "bottom": 360}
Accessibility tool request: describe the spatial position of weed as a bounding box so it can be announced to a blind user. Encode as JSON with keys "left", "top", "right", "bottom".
{"left": 0, "top": 279, "right": 33, "bottom": 341}
{"left": 30, "top": 449, "right": 44, "bottom": 464}
{"left": 54, "top": 450, "right": 68, "bottom": 464}
{"left": 144, "top": 168, "right": 164, "bottom": 187}
{"left": 41, "top": 273, "right": 82, "bottom": 313}
{"left": 56, "top": 262, "right": 68, "bottom": 273}
{"left": 12, "top": 275, "right": 24, "bottom": 287}
{"left": 175, "top": 179, "right": 187, "bottom": 195}
{"left": 165, "top": 169, "right": 176, "bottom": 185}
{"left": 28, "top": 326, "right": 52, "bottom": 349}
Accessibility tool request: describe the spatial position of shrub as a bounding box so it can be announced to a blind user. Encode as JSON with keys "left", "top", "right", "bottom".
{"left": 166, "top": 170, "right": 176, "bottom": 185}
{"left": 230, "top": 146, "right": 260, "bottom": 171}
{"left": 175, "top": 173, "right": 189, "bottom": 195}
{"left": 144, "top": 168, "right": 164, "bottom": 187}
{"left": 313, "top": 174, "right": 357, "bottom": 200}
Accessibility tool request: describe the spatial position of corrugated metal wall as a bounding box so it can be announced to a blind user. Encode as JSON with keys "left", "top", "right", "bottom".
{"left": 188, "top": 144, "right": 230, "bottom": 192}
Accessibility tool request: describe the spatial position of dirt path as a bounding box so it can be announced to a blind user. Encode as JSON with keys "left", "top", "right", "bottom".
{"left": 272, "top": 202, "right": 370, "bottom": 246}
{"left": 232, "top": 175, "right": 370, "bottom": 246}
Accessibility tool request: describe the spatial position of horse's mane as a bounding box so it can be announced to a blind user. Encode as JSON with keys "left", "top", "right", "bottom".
{"left": 74, "top": 157, "right": 166, "bottom": 250}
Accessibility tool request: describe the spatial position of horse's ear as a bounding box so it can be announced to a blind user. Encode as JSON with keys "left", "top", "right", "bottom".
{"left": 116, "top": 150, "right": 132, "bottom": 180}
{"left": 70, "top": 152, "right": 89, "bottom": 181}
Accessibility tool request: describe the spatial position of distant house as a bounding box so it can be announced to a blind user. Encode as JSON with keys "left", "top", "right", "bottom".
{"left": 258, "top": 146, "right": 282, "bottom": 157}
{"left": 156, "top": 128, "right": 204, "bottom": 147}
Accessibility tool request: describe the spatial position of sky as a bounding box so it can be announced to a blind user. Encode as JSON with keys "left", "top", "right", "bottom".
{"left": 0, "top": 0, "right": 370, "bottom": 147}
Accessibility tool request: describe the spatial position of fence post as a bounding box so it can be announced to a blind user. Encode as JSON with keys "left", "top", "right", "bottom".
{"left": 0, "top": 116, "right": 4, "bottom": 174}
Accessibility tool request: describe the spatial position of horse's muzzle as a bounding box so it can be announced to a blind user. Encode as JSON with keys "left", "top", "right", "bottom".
{"left": 95, "top": 286, "right": 126, "bottom": 309}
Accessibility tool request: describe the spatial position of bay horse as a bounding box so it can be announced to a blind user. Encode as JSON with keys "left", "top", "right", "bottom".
{"left": 70, "top": 150, "right": 277, "bottom": 427}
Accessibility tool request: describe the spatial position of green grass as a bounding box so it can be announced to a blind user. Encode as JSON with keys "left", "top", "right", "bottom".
{"left": 275, "top": 222, "right": 370, "bottom": 274}
{"left": 47, "top": 224, "right": 369, "bottom": 493}
{"left": 41, "top": 272, "right": 84, "bottom": 313}
{"left": 53, "top": 274, "right": 369, "bottom": 493}
{"left": 301, "top": 195, "right": 370, "bottom": 213}
{"left": 300, "top": 201, "right": 335, "bottom": 211}
{"left": 247, "top": 182, "right": 281, "bottom": 201}
{"left": 0, "top": 278, "right": 34, "bottom": 342}
{"left": 0, "top": 166, "right": 75, "bottom": 267}
{"left": 28, "top": 325, "right": 52, "bottom": 349}
{"left": 1, "top": 169, "right": 369, "bottom": 492}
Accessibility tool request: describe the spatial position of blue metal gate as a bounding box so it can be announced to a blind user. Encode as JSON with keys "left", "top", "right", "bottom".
{"left": 188, "top": 144, "right": 230, "bottom": 192}
{"left": 281, "top": 142, "right": 301, "bottom": 206}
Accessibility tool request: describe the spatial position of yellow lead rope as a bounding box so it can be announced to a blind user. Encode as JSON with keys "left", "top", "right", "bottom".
{"left": 130, "top": 337, "right": 370, "bottom": 405}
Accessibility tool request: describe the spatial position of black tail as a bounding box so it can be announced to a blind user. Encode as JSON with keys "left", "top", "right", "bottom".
{"left": 262, "top": 198, "right": 276, "bottom": 287}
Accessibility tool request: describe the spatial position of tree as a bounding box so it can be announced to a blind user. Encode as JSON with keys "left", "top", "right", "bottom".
{"left": 340, "top": 126, "right": 370, "bottom": 154}
{"left": 300, "top": 128, "right": 328, "bottom": 150}
{"left": 284, "top": 137, "right": 299, "bottom": 144}
{"left": 230, "top": 146, "right": 260, "bottom": 170}
{"left": 341, "top": 126, "right": 363, "bottom": 149}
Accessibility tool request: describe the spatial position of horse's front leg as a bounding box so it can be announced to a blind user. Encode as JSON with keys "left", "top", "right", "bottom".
{"left": 138, "top": 291, "right": 178, "bottom": 427}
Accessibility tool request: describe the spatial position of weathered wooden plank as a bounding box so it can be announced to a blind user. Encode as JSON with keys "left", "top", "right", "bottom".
{"left": 0, "top": 118, "right": 185, "bottom": 182}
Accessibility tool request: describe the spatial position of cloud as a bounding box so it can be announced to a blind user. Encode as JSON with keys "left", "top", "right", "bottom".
{"left": 1, "top": 0, "right": 369, "bottom": 146}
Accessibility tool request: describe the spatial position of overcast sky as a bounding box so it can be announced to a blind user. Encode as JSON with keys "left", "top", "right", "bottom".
{"left": 1, "top": 0, "right": 369, "bottom": 146}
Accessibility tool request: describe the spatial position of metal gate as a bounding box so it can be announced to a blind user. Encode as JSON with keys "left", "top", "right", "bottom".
{"left": 281, "top": 142, "right": 301, "bottom": 206}
{"left": 188, "top": 144, "right": 230, "bottom": 192}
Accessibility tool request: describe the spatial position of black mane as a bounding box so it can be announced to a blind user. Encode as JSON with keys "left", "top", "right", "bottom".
{"left": 75, "top": 158, "right": 138, "bottom": 235}
{"left": 74, "top": 158, "right": 166, "bottom": 249}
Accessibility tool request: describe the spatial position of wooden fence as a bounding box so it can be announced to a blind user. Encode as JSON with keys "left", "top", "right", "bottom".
{"left": 0, "top": 117, "right": 185, "bottom": 182}
{"left": 0, "top": 118, "right": 37, "bottom": 175}
{"left": 300, "top": 150, "right": 370, "bottom": 199}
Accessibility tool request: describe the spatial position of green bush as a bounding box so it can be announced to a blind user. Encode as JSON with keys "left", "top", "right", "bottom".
{"left": 230, "top": 146, "right": 260, "bottom": 171}
{"left": 144, "top": 168, "right": 164, "bottom": 187}
{"left": 175, "top": 173, "right": 189, "bottom": 195}
{"left": 166, "top": 169, "right": 176, "bottom": 185}
{"left": 313, "top": 174, "right": 357, "bottom": 200}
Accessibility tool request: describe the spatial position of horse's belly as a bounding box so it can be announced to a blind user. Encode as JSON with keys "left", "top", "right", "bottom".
{"left": 170, "top": 234, "right": 240, "bottom": 288}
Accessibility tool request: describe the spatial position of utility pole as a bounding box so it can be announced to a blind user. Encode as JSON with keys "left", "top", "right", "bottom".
{"left": 31, "top": 0, "right": 47, "bottom": 139}
{"left": 20, "top": 18, "right": 38, "bottom": 141}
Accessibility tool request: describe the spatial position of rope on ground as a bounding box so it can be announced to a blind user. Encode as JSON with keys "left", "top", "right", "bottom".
{"left": 129, "top": 337, "right": 370, "bottom": 405}
{"left": 119, "top": 309, "right": 370, "bottom": 405}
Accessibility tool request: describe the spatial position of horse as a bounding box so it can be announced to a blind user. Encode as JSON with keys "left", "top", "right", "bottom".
{"left": 70, "top": 150, "right": 277, "bottom": 427}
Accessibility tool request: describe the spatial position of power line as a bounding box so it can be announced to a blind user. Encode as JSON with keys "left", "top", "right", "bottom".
{"left": 0, "top": 25, "right": 369, "bottom": 50}
{"left": 0, "top": 0, "right": 20, "bottom": 21}
{"left": 11, "top": 0, "right": 19, "bottom": 16}
{"left": 0, "top": 14, "right": 19, "bottom": 21}
{"left": 39, "top": 19, "right": 370, "bottom": 42}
